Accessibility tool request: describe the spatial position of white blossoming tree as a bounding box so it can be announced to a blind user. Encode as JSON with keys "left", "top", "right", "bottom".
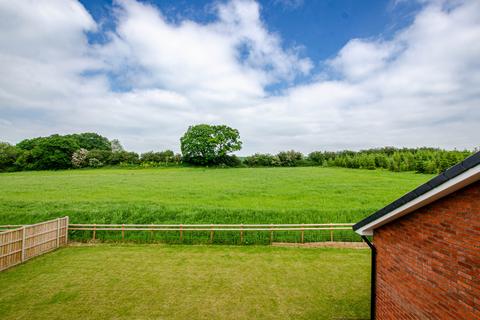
{"left": 71, "top": 148, "right": 89, "bottom": 168}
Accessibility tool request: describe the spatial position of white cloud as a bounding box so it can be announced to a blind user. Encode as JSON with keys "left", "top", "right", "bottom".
{"left": 328, "top": 40, "right": 400, "bottom": 82}
{"left": 0, "top": 0, "right": 104, "bottom": 110}
{"left": 98, "top": 0, "right": 311, "bottom": 102}
{"left": 0, "top": 0, "right": 478, "bottom": 154}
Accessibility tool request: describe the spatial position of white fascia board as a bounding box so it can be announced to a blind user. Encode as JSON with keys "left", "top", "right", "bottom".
{"left": 355, "top": 165, "right": 480, "bottom": 236}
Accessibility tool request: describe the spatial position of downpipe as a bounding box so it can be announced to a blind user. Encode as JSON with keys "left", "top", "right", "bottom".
{"left": 362, "top": 235, "right": 376, "bottom": 320}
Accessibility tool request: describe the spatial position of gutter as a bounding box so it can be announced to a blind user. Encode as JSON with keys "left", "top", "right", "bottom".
{"left": 361, "top": 235, "right": 376, "bottom": 320}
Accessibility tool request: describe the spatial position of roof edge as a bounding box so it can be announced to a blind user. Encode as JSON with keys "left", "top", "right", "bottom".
{"left": 353, "top": 151, "right": 480, "bottom": 235}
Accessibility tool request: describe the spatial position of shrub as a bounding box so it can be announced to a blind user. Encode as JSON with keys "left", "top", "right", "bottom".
{"left": 88, "top": 158, "right": 103, "bottom": 168}
{"left": 140, "top": 150, "right": 175, "bottom": 164}
{"left": 87, "top": 149, "right": 112, "bottom": 164}
{"left": 277, "top": 150, "right": 303, "bottom": 167}
{"left": 110, "top": 151, "right": 139, "bottom": 165}
{"left": 173, "top": 153, "right": 182, "bottom": 164}
{"left": 307, "top": 151, "right": 325, "bottom": 165}
{"left": 243, "top": 153, "right": 279, "bottom": 167}
{"left": 139, "top": 161, "right": 161, "bottom": 168}
{"left": 217, "top": 155, "right": 242, "bottom": 167}
{"left": 71, "top": 148, "right": 89, "bottom": 168}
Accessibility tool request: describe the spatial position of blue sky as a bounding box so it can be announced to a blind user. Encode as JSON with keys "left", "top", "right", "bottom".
{"left": 80, "top": 0, "right": 423, "bottom": 56}
{"left": 0, "top": 0, "right": 479, "bottom": 154}
{"left": 80, "top": 0, "right": 423, "bottom": 81}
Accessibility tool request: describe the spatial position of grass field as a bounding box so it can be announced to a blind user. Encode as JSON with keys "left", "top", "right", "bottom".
{"left": 0, "top": 245, "right": 370, "bottom": 320}
{"left": 0, "top": 167, "right": 432, "bottom": 242}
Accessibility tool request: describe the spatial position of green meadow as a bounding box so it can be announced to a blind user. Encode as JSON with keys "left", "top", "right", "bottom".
{"left": 0, "top": 167, "right": 432, "bottom": 242}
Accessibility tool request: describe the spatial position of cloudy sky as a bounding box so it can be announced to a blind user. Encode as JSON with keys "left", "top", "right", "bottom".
{"left": 0, "top": 0, "right": 478, "bottom": 154}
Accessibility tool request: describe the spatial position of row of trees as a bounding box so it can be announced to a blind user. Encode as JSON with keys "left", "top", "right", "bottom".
{"left": 314, "top": 148, "right": 472, "bottom": 173}
{"left": 0, "top": 133, "right": 181, "bottom": 172}
{"left": 179, "top": 125, "right": 473, "bottom": 173}
{"left": 0, "top": 126, "right": 474, "bottom": 174}
{"left": 244, "top": 147, "right": 472, "bottom": 174}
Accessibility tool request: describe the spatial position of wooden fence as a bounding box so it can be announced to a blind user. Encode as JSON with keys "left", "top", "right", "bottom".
{"left": 68, "top": 223, "right": 354, "bottom": 243}
{"left": 0, "top": 221, "right": 355, "bottom": 271}
{"left": 0, "top": 217, "right": 69, "bottom": 272}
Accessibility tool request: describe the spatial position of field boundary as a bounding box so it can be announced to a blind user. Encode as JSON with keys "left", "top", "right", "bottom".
{"left": 0, "top": 217, "right": 68, "bottom": 271}
{"left": 1, "top": 220, "right": 357, "bottom": 272}
{"left": 68, "top": 223, "right": 354, "bottom": 243}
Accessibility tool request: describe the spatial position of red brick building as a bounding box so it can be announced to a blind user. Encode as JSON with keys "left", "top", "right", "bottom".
{"left": 354, "top": 152, "right": 480, "bottom": 320}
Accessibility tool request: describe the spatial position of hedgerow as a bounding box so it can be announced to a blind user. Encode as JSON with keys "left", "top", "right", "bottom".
{"left": 0, "top": 131, "right": 474, "bottom": 174}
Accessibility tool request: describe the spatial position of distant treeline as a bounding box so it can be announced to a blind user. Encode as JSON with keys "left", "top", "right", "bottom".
{"left": 0, "top": 133, "right": 181, "bottom": 172}
{"left": 0, "top": 132, "right": 474, "bottom": 174}
{"left": 244, "top": 148, "right": 473, "bottom": 174}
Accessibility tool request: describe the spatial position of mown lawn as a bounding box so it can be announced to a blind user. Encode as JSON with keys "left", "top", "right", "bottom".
{"left": 0, "top": 167, "right": 431, "bottom": 242}
{"left": 0, "top": 245, "right": 370, "bottom": 320}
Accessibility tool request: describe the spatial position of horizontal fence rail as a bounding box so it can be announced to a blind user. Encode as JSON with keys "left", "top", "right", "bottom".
{"left": 69, "top": 223, "right": 355, "bottom": 243}
{"left": 0, "top": 225, "right": 23, "bottom": 229}
{"left": 0, "top": 217, "right": 68, "bottom": 272}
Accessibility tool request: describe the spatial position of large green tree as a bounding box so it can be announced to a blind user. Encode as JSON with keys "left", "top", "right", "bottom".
{"left": 16, "top": 134, "right": 80, "bottom": 170}
{"left": 67, "top": 132, "right": 111, "bottom": 151}
{"left": 180, "top": 124, "right": 242, "bottom": 165}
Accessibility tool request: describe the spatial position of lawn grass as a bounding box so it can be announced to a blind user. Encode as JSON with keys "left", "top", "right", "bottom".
{"left": 0, "top": 245, "right": 370, "bottom": 320}
{"left": 0, "top": 167, "right": 432, "bottom": 242}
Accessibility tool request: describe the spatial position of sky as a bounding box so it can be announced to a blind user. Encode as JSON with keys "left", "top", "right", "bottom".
{"left": 0, "top": 0, "right": 478, "bottom": 155}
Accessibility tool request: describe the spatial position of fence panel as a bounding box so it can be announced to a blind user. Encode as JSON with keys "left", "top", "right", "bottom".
{"left": 0, "top": 228, "right": 23, "bottom": 271}
{"left": 0, "top": 217, "right": 68, "bottom": 272}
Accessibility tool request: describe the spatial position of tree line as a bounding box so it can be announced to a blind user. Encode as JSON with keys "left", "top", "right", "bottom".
{"left": 0, "top": 125, "right": 474, "bottom": 174}
{"left": 245, "top": 147, "right": 472, "bottom": 174}
{"left": 0, "top": 133, "right": 181, "bottom": 172}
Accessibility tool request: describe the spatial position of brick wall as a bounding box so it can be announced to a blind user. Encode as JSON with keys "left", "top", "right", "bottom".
{"left": 374, "top": 180, "right": 480, "bottom": 319}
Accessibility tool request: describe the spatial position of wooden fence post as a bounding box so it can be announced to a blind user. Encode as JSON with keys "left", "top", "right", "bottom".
{"left": 301, "top": 224, "right": 304, "bottom": 244}
{"left": 65, "top": 216, "right": 69, "bottom": 244}
{"left": 179, "top": 224, "right": 183, "bottom": 242}
{"left": 122, "top": 224, "right": 125, "bottom": 241}
{"left": 56, "top": 218, "right": 60, "bottom": 248}
{"left": 240, "top": 224, "right": 244, "bottom": 244}
{"left": 330, "top": 224, "right": 334, "bottom": 242}
{"left": 93, "top": 224, "right": 96, "bottom": 241}
{"left": 270, "top": 224, "right": 273, "bottom": 244}
{"left": 210, "top": 224, "right": 214, "bottom": 243}
{"left": 21, "top": 226, "right": 26, "bottom": 262}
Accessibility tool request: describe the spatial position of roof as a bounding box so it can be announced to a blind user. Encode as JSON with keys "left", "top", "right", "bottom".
{"left": 353, "top": 151, "right": 480, "bottom": 235}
